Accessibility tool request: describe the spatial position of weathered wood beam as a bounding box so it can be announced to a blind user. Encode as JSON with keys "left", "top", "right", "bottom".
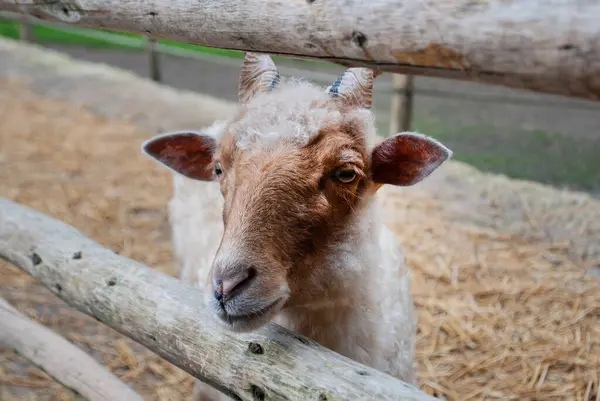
{"left": 0, "top": 296, "right": 144, "bottom": 401}
{"left": 1, "top": 0, "right": 599, "bottom": 101}
{"left": 0, "top": 197, "right": 437, "bottom": 401}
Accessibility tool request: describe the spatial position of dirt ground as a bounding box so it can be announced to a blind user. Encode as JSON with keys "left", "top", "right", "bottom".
{"left": 1, "top": 39, "right": 599, "bottom": 401}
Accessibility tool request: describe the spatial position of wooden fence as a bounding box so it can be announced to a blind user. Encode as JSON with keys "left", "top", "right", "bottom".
{"left": 0, "top": 198, "right": 435, "bottom": 400}
{"left": 1, "top": 7, "right": 416, "bottom": 137}
{"left": 1, "top": 0, "right": 599, "bottom": 101}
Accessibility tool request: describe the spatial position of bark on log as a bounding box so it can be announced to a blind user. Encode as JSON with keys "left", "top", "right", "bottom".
{"left": 0, "top": 197, "right": 437, "bottom": 401}
{"left": 0, "top": 296, "right": 143, "bottom": 401}
{"left": 1, "top": 0, "right": 599, "bottom": 101}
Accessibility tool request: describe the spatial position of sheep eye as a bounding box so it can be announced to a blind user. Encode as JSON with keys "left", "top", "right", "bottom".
{"left": 214, "top": 162, "right": 223, "bottom": 177}
{"left": 334, "top": 168, "right": 357, "bottom": 183}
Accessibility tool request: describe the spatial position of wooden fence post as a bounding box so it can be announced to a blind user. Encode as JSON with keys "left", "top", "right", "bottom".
{"left": 18, "top": 12, "right": 33, "bottom": 41}
{"left": 389, "top": 74, "right": 414, "bottom": 135}
{"left": 146, "top": 35, "right": 161, "bottom": 82}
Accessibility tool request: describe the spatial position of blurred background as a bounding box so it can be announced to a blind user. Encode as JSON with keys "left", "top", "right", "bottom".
{"left": 2, "top": 14, "right": 599, "bottom": 197}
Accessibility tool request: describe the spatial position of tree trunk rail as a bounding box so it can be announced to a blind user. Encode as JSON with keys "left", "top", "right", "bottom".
{"left": 1, "top": 0, "right": 599, "bottom": 101}
{"left": 0, "top": 296, "right": 144, "bottom": 401}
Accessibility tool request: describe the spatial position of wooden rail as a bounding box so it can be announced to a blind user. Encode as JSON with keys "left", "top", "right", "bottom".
{"left": 1, "top": 0, "right": 599, "bottom": 101}
{"left": 0, "top": 297, "right": 144, "bottom": 401}
{"left": 0, "top": 197, "right": 437, "bottom": 401}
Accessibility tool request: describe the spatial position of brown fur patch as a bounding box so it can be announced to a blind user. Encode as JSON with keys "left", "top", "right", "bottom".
{"left": 210, "top": 119, "right": 376, "bottom": 310}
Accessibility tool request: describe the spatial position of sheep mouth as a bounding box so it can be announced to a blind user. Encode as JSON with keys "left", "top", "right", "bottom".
{"left": 218, "top": 297, "right": 286, "bottom": 332}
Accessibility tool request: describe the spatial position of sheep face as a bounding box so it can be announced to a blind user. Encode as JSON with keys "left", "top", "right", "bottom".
{"left": 142, "top": 53, "right": 452, "bottom": 332}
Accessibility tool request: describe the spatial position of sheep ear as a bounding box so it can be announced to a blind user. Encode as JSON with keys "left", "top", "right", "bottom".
{"left": 141, "top": 131, "right": 217, "bottom": 181}
{"left": 371, "top": 132, "right": 452, "bottom": 186}
{"left": 326, "top": 68, "right": 380, "bottom": 109}
{"left": 238, "top": 52, "right": 280, "bottom": 103}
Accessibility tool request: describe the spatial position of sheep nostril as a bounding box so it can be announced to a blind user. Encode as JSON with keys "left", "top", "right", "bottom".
{"left": 212, "top": 267, "right": 256, "bottom": 302}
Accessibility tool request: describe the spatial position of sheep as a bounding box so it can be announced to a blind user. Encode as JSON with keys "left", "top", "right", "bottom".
{"left": 142, "top": 52, "right": 452, "bottom": 400}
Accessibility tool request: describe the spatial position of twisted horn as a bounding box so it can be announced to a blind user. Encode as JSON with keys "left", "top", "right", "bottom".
{"left": 238, "top": 52, "right": 280, "bottom": 103}
{"left": 326, "top": 68, "right": 379, "bottom": 109}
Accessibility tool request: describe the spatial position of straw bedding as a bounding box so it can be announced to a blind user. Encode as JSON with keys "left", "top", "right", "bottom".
{"left": 0, "top": 40, "right": 599, "bottom": 401}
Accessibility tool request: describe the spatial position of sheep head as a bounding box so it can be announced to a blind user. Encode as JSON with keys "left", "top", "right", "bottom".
{"left": 142, "top": 53, "right": 452, "bottom": 332}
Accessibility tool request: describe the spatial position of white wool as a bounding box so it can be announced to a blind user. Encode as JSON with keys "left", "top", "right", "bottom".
{"left": 169, "top": 120, "right": 226, "bottom": 287}
{"left": 169, "top": 79, "right": 417, "bottom": 400}
{"left": 230, "top": 78, "right": 378, "bottom": 151}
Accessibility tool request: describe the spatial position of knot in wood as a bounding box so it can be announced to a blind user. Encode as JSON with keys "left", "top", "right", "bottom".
{"left": 30, "top": 252, "right": 42, "bottom": 266}
{"left": 248, "top": 342, "right": 264, "bottom": 355}
{"left": 351, "top": 31, "right": 368, "bottom": 47}
{"left": 250, "top": 385, "right": 265, "bottom": 401}
{"left": 318, "top": 392, "right": 330, "bottom": 401}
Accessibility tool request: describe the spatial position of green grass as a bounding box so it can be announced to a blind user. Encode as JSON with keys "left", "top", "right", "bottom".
{"left": 413, "top": 120, "right": 600, "bottom": 192}
{"left": 1, "top": 19, "right": 140, "bottom": 49}
{"left": 0, "top": 18, "right": 18, "bottom": 38}
{"left": 0, "top": 18, "right": 253, "bottom": 55}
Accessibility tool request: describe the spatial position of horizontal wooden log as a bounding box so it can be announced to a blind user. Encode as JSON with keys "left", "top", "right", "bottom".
{"left": 0, "top": 296, "right": 144, "bottom": 401}
{"left": 1, "top": 0, "right": 599, "bottom": 101}
{"left": 0, "top": 197, "right": 437, "bottom": 401}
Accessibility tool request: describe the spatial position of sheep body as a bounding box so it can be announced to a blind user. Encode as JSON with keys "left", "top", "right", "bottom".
{"left": 138, "top": 57, "right": 453, "bottom": 401}
{"left": 168, "top": 84, "right": 418, "bottom": 399}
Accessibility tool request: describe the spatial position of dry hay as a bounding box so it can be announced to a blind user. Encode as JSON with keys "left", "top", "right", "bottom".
{"left": 0, "top": 78, "right": 191, "bottom": 401}
{"left": 0, "top": 40, "right": 599, "bottom": 401}
{"left": 381, "top": 186, "right": 600, "bottom": 400}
